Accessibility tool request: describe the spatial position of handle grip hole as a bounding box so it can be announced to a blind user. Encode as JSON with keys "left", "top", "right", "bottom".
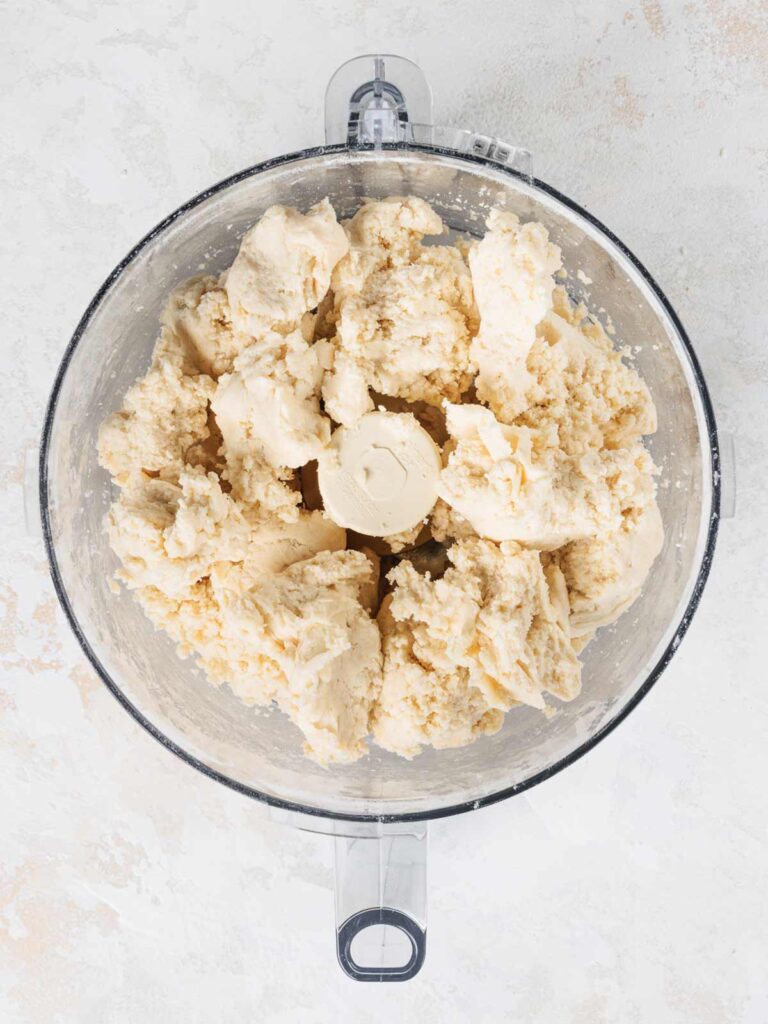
{"left": 337, "top": 908, "right": 426, "bottom": 982}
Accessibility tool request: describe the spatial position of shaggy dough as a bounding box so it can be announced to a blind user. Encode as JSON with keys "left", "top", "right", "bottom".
{"left": 518, "top": 288, "right": 657, "bottom": 453}
{"left": 217, "top": 550, "right": 381, "bottom": 764}
{"left": 438, "top": 402, "right": 658, "bottom": 549}
{"left": 98, "top": 329, "right": 216, "bottom": 486}
{"left": 225, "top": 197, "right": 349, "bottom": 337}
{"left": 468, "top": 209, "right": 561, "bottom": 424}
{"left": 373, "top": 538, "right": 580, "bottom": 758}
{"left": 161, "top": 275, "right": 246, "bottom": 379}
{"left": 210, "top": 509, "right": 346, "bottom": 595}
{"left": 99, "top": 196, "right": 663, "bottom": 764}
{"left": 321, "top": 197, "right": 478, "bottom": 424}
{"left": 212, "top": 328, "right": 330, "bottom": 471}
{"left": 140, "top": 550, "right": 381, "bottom": 765}
{"left": 107, "top": 469, "right": 250, "bottom": 596}
{"left": 555, "top": 499, "right": 664, "bottom": 637}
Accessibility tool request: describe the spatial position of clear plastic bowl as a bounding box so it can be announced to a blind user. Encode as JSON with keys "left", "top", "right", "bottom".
{"left": 40, "top": 144, "right": 720, "bottom": 823}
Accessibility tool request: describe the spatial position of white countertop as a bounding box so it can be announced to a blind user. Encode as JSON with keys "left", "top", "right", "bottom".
{"left": 2, "top": 1, "right": 766, "bottom": 1021}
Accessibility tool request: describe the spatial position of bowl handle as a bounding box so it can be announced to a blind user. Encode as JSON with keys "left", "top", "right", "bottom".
{"left": 324, "top": 52, "right": 532, "bottom": 178}
{"left": 325, "top": 54, "right": 432, "bottom": 147}
{"left": 334, "top": 824, "right": 427, "bottom": 982}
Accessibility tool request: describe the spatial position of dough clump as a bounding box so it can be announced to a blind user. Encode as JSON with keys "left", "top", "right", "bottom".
{"left": 322, "top": 197, "right": 478, "bottom": 425}
{"left": 98, "top": 196, "right": 663, "bottom": 764}
{"left": 225, "top": 197, "right": 349, "bottom": 337}
{"left": 438, "top": 402, "right": 657, "bottom": 550}
{"left": 374, "top": 538, "right": 580, "bottom": 758}
{"left": 468, "top": 210, "right": 561, "bottom": 423}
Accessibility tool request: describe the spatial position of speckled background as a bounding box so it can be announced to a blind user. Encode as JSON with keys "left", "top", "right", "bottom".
{"left": 2, "top": 1, "right": 767, "bottom": 1021}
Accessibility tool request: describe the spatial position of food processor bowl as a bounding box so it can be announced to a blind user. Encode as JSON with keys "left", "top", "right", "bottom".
{"left": 40, "top": 56, "right": 720, "bottom": 980}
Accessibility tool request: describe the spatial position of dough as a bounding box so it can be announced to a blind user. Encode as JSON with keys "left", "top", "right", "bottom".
{"left": 161, "top": 275, "right": 247, "bottom": 378}
{"left": 139, "top": 550, "right": 381, "bottom": 765}
{"left": 518, "top": 289, "right": 657, "bottom": 453}
{"left": 322, "top": 197, "right": 478, "bottom": 424}
{"left": 210, "top": 509, "right": 346, "bottom": 595}
{"left": 99, "top": 196, "right": 663, "bottom": 764}
{"left": 212, "top": 328, "right": 330, "bottom": 470}
{"left": 555, "top": 499, "right": 664, "bottom": 636}
{"left": 467, "top": 209, "right": 561, "bottom": 424}
{"left": 438, "top": 402, "right": 657, "bottom": 549}
{"left": 107, "top": 470, "right": 249, "bottom": 597}
{"left": 373, "top": 538, "right": 580, "bottom": 758}
{"left": 225, "top": 197, "right": 349, "bottom": 337}
{"left": 429, "top": 498, "right": 476, "bottom": 544}
{"left": 97, "top": 329, "right": 215, "bottom": 486}
{"left": 218, "top": 550, "right": 381, "bottom": 764}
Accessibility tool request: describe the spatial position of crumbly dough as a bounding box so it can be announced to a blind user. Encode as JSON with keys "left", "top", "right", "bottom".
{"left": 217, "top": 550, "right": 381, "bottom": 764}
{"left": 99, "top": 197, "right": 663, "bottom": 764}
{"left": 98, "top": 328, "right": 216, "bottom": 486}
{"left": 212, "top": 328, "right": 330, "bottom": 471}
{"left": 518, "top": 288, "right": 657, "bottom": 453}
{"left": 321, "top": 197, "right": 478, "bottom": 424}
{"left": 225, "top": 197, "right": 349, "bottom": 337}
{"left": 210, "top": 509, "right": 346, "bottom": 595}
{"left": 139, "top": 550, "right": 381, "bottom": 764}
{"left": 373, "top": 538, "right": 580, "bottom": 758}
{"left": 161, "top": 275, "right": 247, "bottom": 379}
{"left": 107, "top": 469, "right": 250, "bottom": 597}
{"left": 555, "top": 499, "right": 664, "bottom": 637}
{"left": 438, "top": 402, "right": 657, "bottom": 549}
{"left": 468, "top": 210, "right": 562, "bottom": 424}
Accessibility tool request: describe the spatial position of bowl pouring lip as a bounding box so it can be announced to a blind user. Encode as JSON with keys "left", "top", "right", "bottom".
{"left": 39, "top": 142, "right": 721, "bottom": 825}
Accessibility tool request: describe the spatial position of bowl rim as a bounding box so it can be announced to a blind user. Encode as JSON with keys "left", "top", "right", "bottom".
{"left": 39, "top": 142, "right": 721, "bottom": 824}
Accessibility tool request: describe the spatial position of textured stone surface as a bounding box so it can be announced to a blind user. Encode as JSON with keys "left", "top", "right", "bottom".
{"left": 2, "top": 1, "right": 766, "bottom": 1020}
